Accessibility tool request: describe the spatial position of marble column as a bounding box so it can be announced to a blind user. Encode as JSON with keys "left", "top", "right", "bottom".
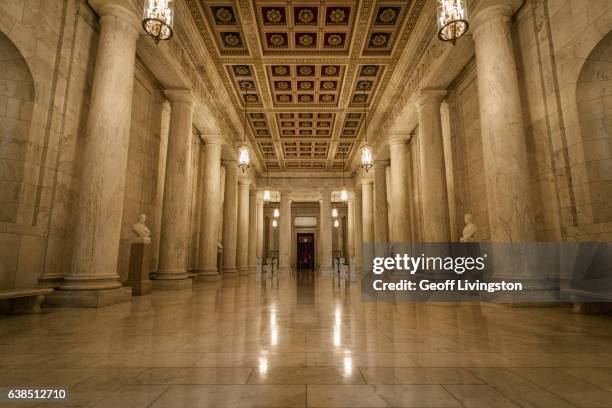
{"left": 353, "top": 189, "right": 363, "bottom": 271}
{"left": 347, "top": 198, "right": 355, "bottom": 261}
{"left": 222, "top": 161, "right": 238, "bottom": 276}
{"left": 256, "top": 200, "right": 264, "bottom": 259}
{"left": 248, "top": 189, "right": 258, "bottom": 273}
{"left": 361, "top": 180, "right": 374, "bottom": 244}
{"left": 472, "top": 3, "right": 535, "bottom": 242}
{"left": 237, "top": 179, "right": 250, "bottom": 275}
{"left": 155, "top": 90, "right": 196, "bottom": 288}
{"left": 416, "top": 90, "right": 451, "bottom": 242}
{"left": 51, "top": 1, "right": 140, "bottom": 304}
{"left": 197, "top": 137, "right": 223, "bottom": 281}
{"left": 278, "top": 193, "right": 292, "bottom": 272}
{"left": 389, "top": 136, "right": 412, "bottom": 242}
{"left": 373, "top": 161, "right": 389, "bottom": 243}
{"left": 319, "top": 191, "right": 333, "bottom": 275}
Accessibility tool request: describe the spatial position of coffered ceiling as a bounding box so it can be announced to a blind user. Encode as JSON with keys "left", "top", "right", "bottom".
{"left": 185, "top": 0, "right": 426, "bottom": 173}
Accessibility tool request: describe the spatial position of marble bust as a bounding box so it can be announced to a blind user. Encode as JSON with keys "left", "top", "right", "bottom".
{"left": 460, "top": 213, "right": 478, "bottom": 242}
{"left": 132, "top": 214, "right": 151, "bottom": 244}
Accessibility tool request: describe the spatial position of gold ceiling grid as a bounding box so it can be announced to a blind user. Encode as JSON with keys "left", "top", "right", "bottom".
{"left": 188, "top": 0, "right": 425, "bottom": 172}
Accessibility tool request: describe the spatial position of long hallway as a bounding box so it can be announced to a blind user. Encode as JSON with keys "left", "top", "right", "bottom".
{"left": 2, "top": 272, "right": 612, "bottom": 407}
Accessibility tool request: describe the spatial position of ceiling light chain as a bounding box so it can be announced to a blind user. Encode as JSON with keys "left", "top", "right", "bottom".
{"left": 238, "top": 85, "right": 251, "bottom": 173}
{"left": 360, "top": 83, "right": 373, "bottom": 172}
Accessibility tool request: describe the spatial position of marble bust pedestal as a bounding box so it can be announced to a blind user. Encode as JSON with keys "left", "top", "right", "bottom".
{"left": 125, "top": 238, "right": 153, "bottom": 296}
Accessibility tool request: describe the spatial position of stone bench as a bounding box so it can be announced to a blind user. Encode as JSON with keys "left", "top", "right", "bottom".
{"left": 0, "top": 288, "right": 53, "bottom": 314}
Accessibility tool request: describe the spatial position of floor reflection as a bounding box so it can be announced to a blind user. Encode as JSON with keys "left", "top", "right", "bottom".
{"left": 0, "top": 272, "right": 611, "bottom": 407}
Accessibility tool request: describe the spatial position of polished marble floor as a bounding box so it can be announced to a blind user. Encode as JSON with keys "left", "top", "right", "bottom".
{"left": 1, "top": 271, "right": 612, "bottom": 407}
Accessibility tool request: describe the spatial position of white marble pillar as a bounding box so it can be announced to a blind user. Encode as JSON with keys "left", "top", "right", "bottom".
{"left": 56, "top": 1, "right": 140, "bottom": 302}
{"left": 353, "top": 189, "right": 363, "bottom": 271}
{"left": 248, "top": 189, "right": 258, "bottom": 273}
{"left": 222, "top": 161, "right": 238, "bottom": 276}
{"left": 472, "top": 3, "right": 535, "bottom": 242}
{"left": 319, "top": 191, "right": 333, "bottom": 275}
{"left": 389, "top": 136, "right": 412, "bottom": 242}
{"left": 256, "top": 200, "right": 264, "bottom": 258}
{"left": 361, "top": 180, "right": 374, "bottom": 244}
{"left": 196, "top": 137, "right": 223, "bottom": 281}
{"left": 155, "top": 90, "right": 196, "bottom": 288}
{"left": 373, "top": 161, "right": 389, "bottom": 243}
{"left": 347, "top": 198, "right": 355, "bottom": 260}
{"left": 278, "top": 193, "right": 292, "bottom": 272}
{"left": 416, "top": 90, "right": 451, "bottom": 242}
{"left": 237, "top": 179, "right": 251, "bottom": 275}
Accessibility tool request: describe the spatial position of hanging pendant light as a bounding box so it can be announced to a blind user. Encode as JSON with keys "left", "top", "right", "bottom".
{"left": 142, "top": 0, "right": 174, "bottom": 44}
{"left": 334, "top": 219, "right": 340, "bottom": 228}
{"left": 340, "top": 151, "right": 348, "bottom": 202}
{"left": 359, "top": 85, "right": 373, "bottom": 172}
{"left": 237, "top": 86, "right": 251, "bottom": 172}
{"left": 437, "top": 0, "right": 469, "bottom": 45}
{"left": 273, "top": 208, "right": 280, "bottom": 218}
{"left": 263, "top": 159, "right": 271, "bottom": 202}
{"left": 272, "top": 219, "right": 278, "bottom": 228}
{"left": 332, "top": 208, "right": 338, "bottom": 218}
{"left": 340, "top": 189, "right": 348, "bottom": 202}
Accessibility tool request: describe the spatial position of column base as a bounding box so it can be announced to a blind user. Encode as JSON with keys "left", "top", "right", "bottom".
{"left": 44, "top": 287, "right": 132, "bottom": 308}
{"left": 320, "top": 267, "right": 334, "bottom": 276}
{"left": 124, "top": 280, "right": 152, "bottom": 296}
{"left": 223, "top": 268, "right": 238, "bottom": 278}
{"left": 239, "top": 268, "right": 250, "bottom": 276}
{"left": 151, "top": 278, "right": 193, "bottom": 290}
{"left": 195, "top": 273, "right": 222, "bottom": 282}
{"left": 37, "top": 275, "right": 64, "bottom": 289}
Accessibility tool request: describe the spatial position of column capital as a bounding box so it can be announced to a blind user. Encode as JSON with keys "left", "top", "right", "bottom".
{"left": 361, "top": 178, "right": 373, "bottom": 186}
{"left": 388, "top": 134, "right": 411, "bottom": 146}
{"left": 471, "top": 1, "right": 522, "bottom": 36}
{"left": 238, "top": 178, "right": 251, "bottom": 186}
{"left": 164, "top": 89, "right": 196, "bottom": 108}
{"left": 373, "top": 160, "right": 389, "bottom": 169}
{"left": 415, "top": 89, "right": 447, "bottom": 109}
{"left": 89, "top": 0, "right": 140, "bottom": 33}
{"left": 201, "top": 135, "right": 225, "bottom": 146}
{"left": 223, "top": 159, "right": 238, "bottom": 170}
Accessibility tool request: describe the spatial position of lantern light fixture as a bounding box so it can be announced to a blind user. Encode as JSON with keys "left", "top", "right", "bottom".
{"left": 332, "top": 208, "right": 338, "bottom": 218}
{"left": 359, "top": 84, "right": 374, "bottom": 172}
{"left": 437, "top": 0, "right": 469, "bottom": 45}
{"left": 272, "top": 219, "right": 278, "bottom": 228}
{"left": 142, "top": 0, "right": 174, "bottom": 44}
{"left": 237, "top": 85, "right": 251, "bottom": 172}
{"left": 263, "top": 189, "right": 271, "bottom": 203}
{"left": 273, "top": 208, "right": 280, "bottom": 218}
{"left": 334, "top": 219, "right": 340, "bottom": 228}
{"left": 340, "top": 189, "right": 348, "bottom": 202}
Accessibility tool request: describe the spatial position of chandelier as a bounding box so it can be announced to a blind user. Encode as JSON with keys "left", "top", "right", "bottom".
{"left": 437, "top": 0, "right": 469, "bottom": 45}
{"left": 359, "top": 85, "right": 373, "bottom": 172}
{"left": 237, "top": 85, "right": 252, "bottom": 172}
{"left": 334, "top": 219, "right": 340, "bottom": 228}
{"left": 273, "top": 208, "right": 280, "bottom": 218}
{"left": 332, "top": 208, "right": 338, "bottom": 218}
{"left": 272, "top": 219, "right": 278, "bottom": 228}
{"left": 142, "top": 0, "right": 174, "bottom": 43}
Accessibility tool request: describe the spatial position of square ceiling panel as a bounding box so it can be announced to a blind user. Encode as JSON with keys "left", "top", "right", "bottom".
{"left": 201, "top": 1, "right": 249, "bottom": 55}
{"left": 275, "top": 112, "right": 336, "bottom": 139}
{"left": 267, "top": 64, "right": 344, "bottom": 107}
{"left": 255, "top": 1, "right": 356, "bottom": 55}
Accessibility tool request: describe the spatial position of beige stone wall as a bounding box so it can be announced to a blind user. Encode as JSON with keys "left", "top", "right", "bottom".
{"left": 446, "top": 62, "right": 490, "bottom": 242}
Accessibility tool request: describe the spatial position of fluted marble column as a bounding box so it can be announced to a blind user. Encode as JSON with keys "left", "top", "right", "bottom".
{"left": 222, "top": 161, "right": 238, "bottom": 276}
{"left": 54, "top": 1, "right": 139, "bottom": 301}
{"left": 373, "top": 161, "right": 389, "bottom": 243}
{"left": 354, "top": 189, "right": 363, "bottom": 271}
{"left": 361, "top": 180, "right": 374, "bottom": 244}
{"left": 347, "top": 197, "right": 355, "bottom": 260}
{"left": 197, "top": 137, "right": 223, "bottom": 281}
{"left": 256, "top": 200, "right": 264, "bottom": 258}
{"left": 472, "top": 3, "right": 535, "bottom": 242}
{"left": 319, "top": 191, "right": 333, "bottom": 275}
{"left": 416, "top": 90, "right": 451, "bottom": 242}
{"left": 155, "top": 90, "right": 196, "bottom": 288}
{"left": 237, "top": 179, "right": 250, "bottom": 275}
{"left": 278, "top": 193, "right": 292, "bottom": 272}
{"left": 248, "top": 190, "right": 258, "bottom": 273}
{"left": 389, "top": 136, "right": 412, "bottom": 242}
